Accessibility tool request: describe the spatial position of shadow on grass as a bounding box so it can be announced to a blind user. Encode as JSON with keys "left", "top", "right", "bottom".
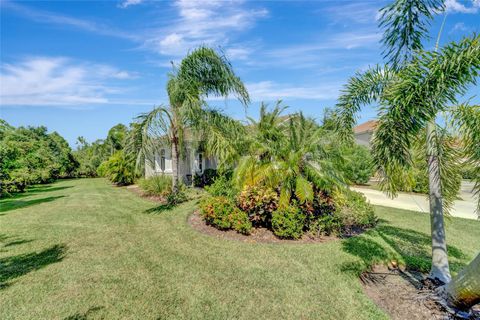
{"left": 0, "top": 195, "right": 66, "bottom": 213}
{"left": 63, "top": 306, "right": 104, "bottom": 320}
{"left": 1, "top": 185, "right": 73, "bottom": 201}
{"left": 144, "top": 203, "right": 176, "bottom": 214}
{"left": 0, "top": 244, "right": 67, "bottom": 289}
{"left": 341, "top": 224, "right": 467, "bottom": 275}
{"left": 4, "top": 239, "right": 34, "bottom": 247}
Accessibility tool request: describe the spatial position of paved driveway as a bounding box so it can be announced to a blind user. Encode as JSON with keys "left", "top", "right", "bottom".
{"left": 352, "top": 181, "right": 478, "bottom": 220}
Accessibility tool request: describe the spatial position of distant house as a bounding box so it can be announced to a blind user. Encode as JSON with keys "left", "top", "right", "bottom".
{"left": 353, "top": 120, "right": 377, "bottom": 148}
{"left": 144, "top": 140, "right": 218, "bottom": 184}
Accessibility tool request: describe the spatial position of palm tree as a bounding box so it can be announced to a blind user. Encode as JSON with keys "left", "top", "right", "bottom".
{"left": 334, "top": 0, "right": 480, "bottom": 286}
{"left": 132, "top": 47, "right": 249, "bottom": 191}
{"left": 234, "top": 102, "right": 345, "bottom": 206}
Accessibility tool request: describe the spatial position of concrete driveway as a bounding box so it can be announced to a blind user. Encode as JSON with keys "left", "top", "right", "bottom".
{"left": 352, "top": 181, "right": 478, "bottom": 220}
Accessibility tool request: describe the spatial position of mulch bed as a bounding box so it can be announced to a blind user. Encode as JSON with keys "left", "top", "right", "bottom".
{"left": 188, "top": 211, "right": 341, "bottom": 244}
{"left": 361, "top": 265, "right": 480, "bottom": 320}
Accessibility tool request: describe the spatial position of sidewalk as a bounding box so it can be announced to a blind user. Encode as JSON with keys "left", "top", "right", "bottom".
{"left": 352, "top": 181, "right": 478, "bottom": 220}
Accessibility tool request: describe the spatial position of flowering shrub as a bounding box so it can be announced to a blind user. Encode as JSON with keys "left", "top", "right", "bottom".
{"left": 237, "top": 185, "right": 279, "bottom": 226}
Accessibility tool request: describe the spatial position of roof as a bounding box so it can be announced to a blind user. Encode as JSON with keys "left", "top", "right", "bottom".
{"left": 353, "top": 120, "right": 378, "bottom": 134}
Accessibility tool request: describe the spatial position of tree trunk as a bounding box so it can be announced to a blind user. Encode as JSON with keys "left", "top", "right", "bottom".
{"left": 426, "top": 120, "right": 451, "bottom": 284}
{"left": 444, "top": 252, "right": 480, "bottom": 311}
{"left": 171, "top": 138, "right": 180, "bottom": 193}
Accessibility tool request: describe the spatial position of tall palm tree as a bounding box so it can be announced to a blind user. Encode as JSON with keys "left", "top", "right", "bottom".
{"left": 334, "top": 0, "right": 480, "bottom": 285}
{"left": 234, "top": 102, "right": 345, "bottom": 206}
{"left": 132, "top": 47, "right": 249, "bottom": 190}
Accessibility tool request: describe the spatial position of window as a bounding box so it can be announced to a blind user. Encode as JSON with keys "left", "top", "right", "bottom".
{"left": 160, "top": 149, "right": 165, "bottom": 171}
{"left": 198, "top": 153, "right": 203, "bottom": 172}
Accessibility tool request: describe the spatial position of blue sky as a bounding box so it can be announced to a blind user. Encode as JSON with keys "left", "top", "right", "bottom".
{"left": 1, "top": 0, "right": 479, "bottom": 147}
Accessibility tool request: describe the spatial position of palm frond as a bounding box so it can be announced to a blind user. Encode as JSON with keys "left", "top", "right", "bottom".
{"left": 378, "top": 0, "right": 444, "bottom": 69}
{"left": 334, "top": 65, "right": 394, "bottom": 142}
{"left": 452, "top": 104, "right": 480, "bottom": 214}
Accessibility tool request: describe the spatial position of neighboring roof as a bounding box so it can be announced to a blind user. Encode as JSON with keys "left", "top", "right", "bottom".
{"left": 353, "top": 120, "right": 378, "bottom": 134}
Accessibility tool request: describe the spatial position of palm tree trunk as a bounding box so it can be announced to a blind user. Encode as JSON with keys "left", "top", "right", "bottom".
{"left": 171, "top": 138, "right": 179, "bottom": 193}
{"left": 426, "top": 120, "right": 451, "bottom": 283}
{"left": 444, "top": 252, "right": 480, "bottom": 311}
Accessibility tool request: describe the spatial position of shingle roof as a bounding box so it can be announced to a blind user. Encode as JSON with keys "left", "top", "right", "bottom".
{"left": 353, "top": 120, "right": 378, "bottom": 134}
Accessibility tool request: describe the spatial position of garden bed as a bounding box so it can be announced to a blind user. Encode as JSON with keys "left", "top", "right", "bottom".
{"left": 361, "top": 265, "right": 480, "bottom": 320}
{"left": 188, "top": 211, "right": 366, "bottom": 244}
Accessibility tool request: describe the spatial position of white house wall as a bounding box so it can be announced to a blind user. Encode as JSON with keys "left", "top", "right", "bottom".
{"left": 144, "top": 143, "right": 217, "bottom": 179}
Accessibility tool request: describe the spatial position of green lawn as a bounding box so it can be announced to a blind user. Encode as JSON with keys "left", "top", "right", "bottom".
{"left": 1, "top": 179, "right": 479, "bottom": 320}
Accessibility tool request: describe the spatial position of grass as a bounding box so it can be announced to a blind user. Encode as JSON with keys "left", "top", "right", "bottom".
{"left": 0, "top": 178, "right": 479, "bottom": 319}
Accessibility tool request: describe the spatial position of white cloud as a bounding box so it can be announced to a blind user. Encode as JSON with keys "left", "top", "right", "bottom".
{"left": 144, "top": 0, "right": 267, "bottom": 57}
{"left": 323, "top": 3, "right": 382, "bottom": 24}
{"left": 246, "top": 81, "right": 341, "bottom": 101}
{"left": 445, "top": 0, "right": 480, "bottom": 13}
{"left": 119, "top": 0, "right": 143, "bottom": 9}
{"left": 0, "top": 57, "right": 135, "bottom": 106}
{"left": 226, "top": 47, "right": 253, "bottom": 60}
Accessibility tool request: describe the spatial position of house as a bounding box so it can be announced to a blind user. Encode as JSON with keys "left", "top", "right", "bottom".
{"left": 145, "top": 119, "right": 378, "bottom": 181}
{"left": 353, "top": 120, "right": 377, "bottom": 148}
{"left": 144, "top": 142, "right": 218, "bottom": 184}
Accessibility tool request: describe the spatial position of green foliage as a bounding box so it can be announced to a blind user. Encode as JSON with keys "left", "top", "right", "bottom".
{"left": 271, "top": 205, "right": 306, "bottom": 239}
{"left": 138, "top": 175, "right": 172, "bottom": 197}
{"left": 234, "top": 103, "right": 346, "bottom": 207}
{"left": 378, "top": 0, "right": 444, "bottom": 69}
{"left": 98, "top": 151, "right": 135, "bottom": 186}
{"left": 333, "top": 189, "right": 377, "bottom": 232}
{"left": 0, "top": 121, "right": 78, "bottom": 196}
{"left": 166, "top": 183, "right": 189, "bottom": 206}
{"left": 338, "top": 144, "right": 375, "bottom": 185}
{"left": 193, "top": 168, "right": 217, "bottom": 187}
{"left": 73, "top": 123, "right": 133, "bottom": 178}
{"left": 199, "top": 196, "right": 252, "bottom": 234}
{"left": 204, "top": 174, "right": 238, "bottom": 198}
{"left": 237, "top": 185, "right": 279, "bottom": 226}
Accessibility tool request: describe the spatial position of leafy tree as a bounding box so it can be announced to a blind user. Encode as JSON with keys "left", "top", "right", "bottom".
{"left": 73, "top": 123, "right": 130, "bottom": 177}
{"left": 133, "top": 47, "right": 249, "bottom": 191}
{"left": 334, "top": 0, "right": 480, "bottom": 309}
{"left": 0, "top": 120, "right": 78, "bottom": 195}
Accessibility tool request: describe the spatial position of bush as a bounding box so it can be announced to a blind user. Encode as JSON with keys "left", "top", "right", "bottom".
{"left": 193, "top": 169, "right": 218, "bottom": 187}
{"left": 237, "top": 185, "right": 279, "bottom": 226}
{"left": 205, "top": 175, "right": 238, "bottom": 198}
{"left": 271, "top": 205, "right": 305, "bottom": 239}
{"left": 166, "top": 184, "right": 189, "bottom": 206}
{"left": 138, "top": 175, "right": 172, "bottom": 196}
{"left": 340, "top": 144, "right": 375, "bottom": 185}
{"left": 98, "top": 151, "right": 135, "bottom": 186}
{"left": 199, "top": 196, "right": 252, "bottom": 234}
{"left": 308, "top": 214, "right": 342, "bottom": 236}
{"left": 333, "top": 189, "right": 377, "bottom": 232}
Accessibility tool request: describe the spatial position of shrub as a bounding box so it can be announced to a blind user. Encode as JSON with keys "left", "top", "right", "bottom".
{"left": 333, "top": 189, "right": 377, "bottom": 232}
{"left": 199, "top": 196, "right": 251, "bottom": 234}
{"left": 193, "top": 169, "right": 218, "bottom": 187}
{"left": 308, "top": 214, "right": 342, "bottom": 236}
{"left": 237, "top": 185, "right": 279, "bottom": 226}
{"left": 138, "top": 175, "right": 172, "bottom": 197}
{"left": 205, "top": 175, "right": 238, "bottom": 198}
{"left": 340, "top": 144, "right": 375, "bottom": 185}
{"left": 166, "top": 184, "right": 189, "bottom": 205}
{"left": 98, "top": 151, "right": 135, "bottom": 185}
{"left": 271, "top": 205, "right": 305, "bottom": 239}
